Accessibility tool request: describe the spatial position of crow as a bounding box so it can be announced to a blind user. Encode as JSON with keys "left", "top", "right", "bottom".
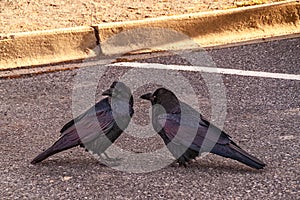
{"left": 141, "top": 88, "right": 266, "bottom": 169}
{"left": 31, "top": 81, "right": 134, "bottom": 164}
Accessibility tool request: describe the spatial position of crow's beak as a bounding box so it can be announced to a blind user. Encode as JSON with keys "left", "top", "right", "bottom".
{"left": 140, "top": 93, "right": 153, "bottom": 101}
{"left": 102, "top": 88, "right": 113, "bottom": 96}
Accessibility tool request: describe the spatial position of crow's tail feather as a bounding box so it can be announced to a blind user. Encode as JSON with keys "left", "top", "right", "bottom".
{"left": 211, "top": 142, "right": 266, "bottom": 169}
{"left": 31, "top": 133, "right": 80, "bottom": 164}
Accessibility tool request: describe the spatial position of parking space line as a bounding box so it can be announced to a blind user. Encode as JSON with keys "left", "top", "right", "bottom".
{"left": 111, "top": 62, "right": 300, "bottom": 81}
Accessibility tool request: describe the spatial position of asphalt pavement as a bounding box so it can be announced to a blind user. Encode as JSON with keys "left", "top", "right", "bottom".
{"left": 0, "top": 36, "right": 299, "bottom": 199}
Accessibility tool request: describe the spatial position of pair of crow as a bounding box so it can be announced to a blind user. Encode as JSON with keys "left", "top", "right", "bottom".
{"left": 31, "top": 81, "right": 266, "bottom": 170}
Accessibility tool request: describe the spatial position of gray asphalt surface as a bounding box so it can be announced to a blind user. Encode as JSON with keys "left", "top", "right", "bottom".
{"left": 1, "top": 36, "right": 299, "bottom": 199}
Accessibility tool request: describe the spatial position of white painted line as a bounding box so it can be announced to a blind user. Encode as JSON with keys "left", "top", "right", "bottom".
{"left": 110, "top": 62, "right": 300, "bottom": 81}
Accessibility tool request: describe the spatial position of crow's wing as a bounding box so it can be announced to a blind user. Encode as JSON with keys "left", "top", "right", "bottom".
{"left": 60, "top": 98, "right": 115, "bottom": 144}
{"left": 60, "top": 98, "right": 111, "bottom": 133}
{"left": 157, "top": 113, "right": 231, "bottom": 152}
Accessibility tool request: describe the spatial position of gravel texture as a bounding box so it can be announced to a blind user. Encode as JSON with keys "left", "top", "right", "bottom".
{"left": 0, "top": 36, "right": 299, "bottom": 199}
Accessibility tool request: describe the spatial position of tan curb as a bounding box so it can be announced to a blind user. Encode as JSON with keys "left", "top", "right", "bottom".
{"left": 0, "top": 27, "right": 97, "bottom": 69}
{"left": 0, "top": 0, "right": 299, "bottom": 70}
{"left": 94, "top": 0, "right": 300, "bottom": 55}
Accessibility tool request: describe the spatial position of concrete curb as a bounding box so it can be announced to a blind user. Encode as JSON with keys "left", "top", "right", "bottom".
{"left": 0, "top": 0, "right": 299, "bottom": 70}
{"left": 94, "top": 0, "right": 300, "bottom": 54}
{"left": 0, "top": 27, "right": 97, "bottom": 69}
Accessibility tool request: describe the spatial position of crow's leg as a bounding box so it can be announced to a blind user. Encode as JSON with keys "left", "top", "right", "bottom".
{"left": 102, "top": 152, "right": 122, "bottom": 162}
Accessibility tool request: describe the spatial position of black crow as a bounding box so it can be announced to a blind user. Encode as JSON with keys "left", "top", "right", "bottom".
{"left": 31, "top": 81, "right": 134, "bottom": 164}
{"left": 141, "top": 88, "right": 266, "bottom": 169}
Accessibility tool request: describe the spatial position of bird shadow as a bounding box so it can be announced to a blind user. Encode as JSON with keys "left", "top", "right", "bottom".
{"left": 28, "top": 157, "right": 108, "bottom": 173}
{"left": 28, "top": 156, "right": 267, "bottom": 176}
{"left": 168, "top": 160, "right": 267, "bottom": 174}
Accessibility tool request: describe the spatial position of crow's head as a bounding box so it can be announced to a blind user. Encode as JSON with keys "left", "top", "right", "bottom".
{"left": 102, "top": 81, "right": 132, "bottom": 100}
{"left": 140, "top": 88, "right": 180, "bottom": 113}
